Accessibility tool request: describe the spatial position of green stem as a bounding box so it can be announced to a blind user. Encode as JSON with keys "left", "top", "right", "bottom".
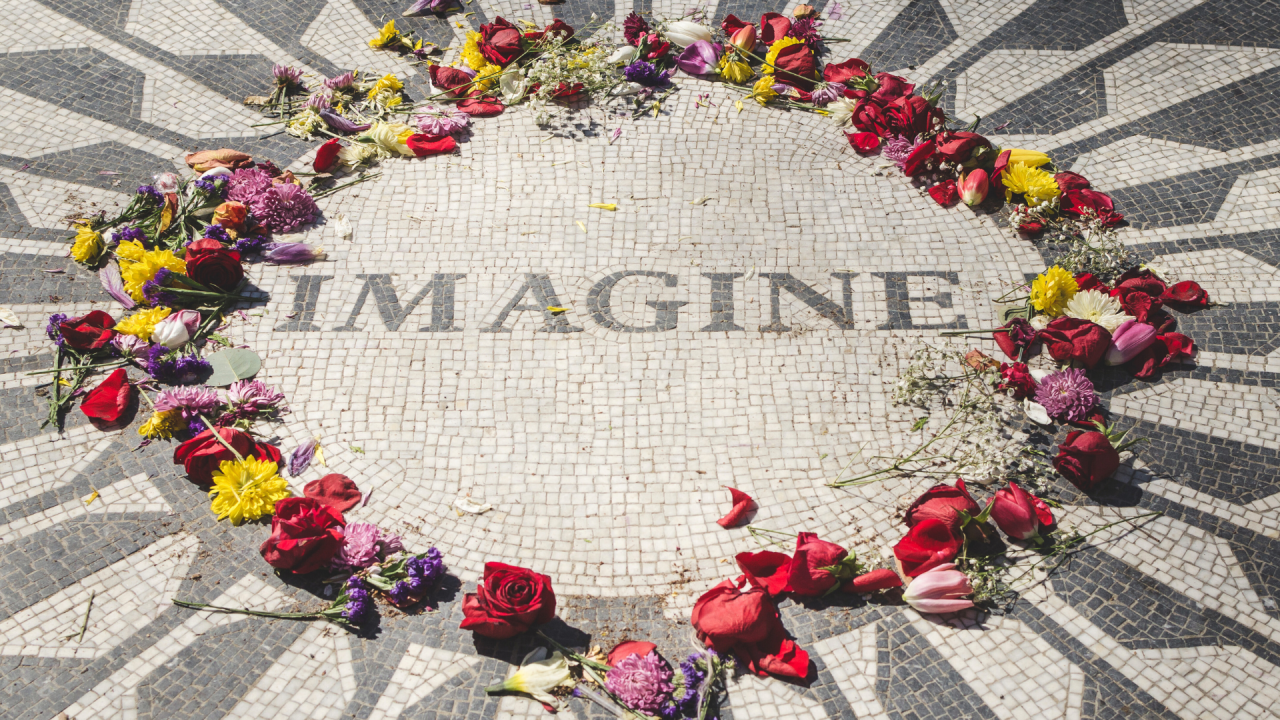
{"left": 172, "top": 599, "right": 323, "bottom": 620}
{"left": 198, "top": 415, "right": 244, "bottom": 461}
{"left": 27, "top": 360, "right": 125, "bottom": 376}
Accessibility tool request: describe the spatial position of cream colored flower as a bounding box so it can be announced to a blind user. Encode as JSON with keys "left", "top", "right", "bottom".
{"left": 484, "top": 648, "right": 573, "bottom": 709}
{"left": 1064, "top": 289, "right": 1133, "bottom": 333}
{"left": 827, "top": 97, "right": 857, "bottom": 127}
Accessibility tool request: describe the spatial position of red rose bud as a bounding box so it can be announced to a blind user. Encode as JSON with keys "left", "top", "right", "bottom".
{"left": 405, "top": 133, "right": 456, "bottom": 157}
{"left": 477, "top": 17, "right": 522, "bottom": 66}
{"left": 848, "top": 131, "right": 881, "bottom": 153}
{"left": 1040, "top": 317, "right": 1111, "bottom": 369}
{"left": 1053, "top": 430, "right": 1120, "bottom": 492}
{"left": 459, "top": 562, "right": 557, "bottom": 639}
{"left": 80, "top": 367, "right": 133, "bottom": 425}
{"left": 958, "top": 169, "right": 989, "bottom": 206}
{"left": 844, "top": 568, "right": 902, "bottom": 594}
{"left": 174, "top": 427, "right": 282, "bottom": 486}
{"left": 823, "top": 58, "right": 869, "bottom": 84}
{"left": 314, "top": 138, "right": 342, "bottom": 173}
{"left": 928, "top": 178, "right": 959, "bottom": 207}
{"left": 1054, "top": 171, "right": 1092, "bottom": 192}
{"left": 894, "top": 518, "right": 963, "bottom": 577}
{"left": 902, "top": 139, "right": 937, "bottom": 177}
{"left": 989, "top": 481, "right": 1052, "bottom": 541}
{"left": 903, "top": 480, "right": 980, "bottom": 532}
{"left": 185, "top": 245, "right": 244, "bottom": 292}
{"left": 736, "top": 550, "right": 792, "bottom": 596}
{"left": 717, "top": 486, "right": 755, "bottom": 528}
{"left": 691, "top": 576, "right": 809, "bottom": 679}
{"left": 1105, "top": 319, "right": 1157, "bottom": 365}
{"left": 259, "top": 497, "right": 345, "bottom": 574}
{"left": 998, "top": 362, "right": 1037, "bottom": 400}
{"left": 759, "top": 12, "right": 791, "bottom": 44}
{"left": 58, "top": 310, "right": 117, "bottom": 351}
{"left": 1160, "top": 280, "right": 1209, "bottom": 311}
{"left": 786, "top": 532, "right": 850, "bottom": 597}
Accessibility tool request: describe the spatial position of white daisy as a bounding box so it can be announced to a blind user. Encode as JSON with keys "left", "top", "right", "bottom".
{"left": 1063, "top": 289, "right": 1132, "bottom": 333}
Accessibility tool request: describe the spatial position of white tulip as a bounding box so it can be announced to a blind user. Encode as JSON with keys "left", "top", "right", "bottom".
{"left": 665, "top": 20, "right": 712, "bottom": 48}
{"left": 606, "top": 45, "right": 639, "bottom": 64}
{"left": 150, "top": 315, "right": 190, "bottom": 349}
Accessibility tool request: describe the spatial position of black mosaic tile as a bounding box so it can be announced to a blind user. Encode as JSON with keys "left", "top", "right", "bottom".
{"left": 0, "top": 143, "right": 176, "bottom": 195}
{"left": 1105, "top": 157, "right": 1280, "bottom": 228}
{"left": 215, "top": 0, "right": 331, "bottom": 48}
{"left": 1133, "top": 229, "right": 1280, "bottom": 269}
{"left": 0, "top": 49, "right": 145, "bottom": 127}
{"left": 876, "top": 612, "right": 999, "bottom": 720}
{"left": 857, "top": 0, "right": 957, "bottom": 73}
{"left": 0, "top": 251, "right": 108, "bottom": 304}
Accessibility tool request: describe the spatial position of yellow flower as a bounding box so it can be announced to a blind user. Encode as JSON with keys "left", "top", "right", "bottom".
{"left": 116, "top": 238, "right": 146, "bottom": 263}
{"left": 763, "top": 36, "right": 803, "bottom": 75}
{"left": 472, "top": 62, "right": 501, "bottom": 93}
{"left": 70, "top": 224, "right": 104, "bottom": 264}
{"left": 718, "top": 56, "right": 753, "bottom": 84}
{"left": 366, "top": 73, "right": 404, "bottom": 101}
{"left": 208, "top": 456, "right": 290, "bottom": 525}
{"left": 1004, "top": 148, "right": 1051, "bottom": 168}
{"left": 748, "top": 76, "right": 777, "bottom": 105}
{"left": 139, "top": 409, "right": 183, "bottom": 439}
{"left": 115, "top": 306, "right": 171, "bottom": 339}
{"left": 369, "top": 20, "right": 401, "bottom": 49}
{"left": 1030, "top": 266, "right": 1079, "bottom": 317}
{"left": 119, "top": 248, "right": 185, "bottom": 303}
{"left": 1002, "top": 163, "right": 1061, "bottom": 208}
{"left": 461, "top": 31, "right": 488, "bottom": 71}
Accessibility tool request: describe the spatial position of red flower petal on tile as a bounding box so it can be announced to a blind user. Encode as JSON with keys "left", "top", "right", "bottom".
{"left": 717, "top": 486, "right": 755, "bottom": 528}
{"left": 303, "top": 473, "right": 362, "bottom": 513}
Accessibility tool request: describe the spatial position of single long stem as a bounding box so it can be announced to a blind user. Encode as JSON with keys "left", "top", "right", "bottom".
{"left": 172, "top": 599, "right": 322, "bottom": 620}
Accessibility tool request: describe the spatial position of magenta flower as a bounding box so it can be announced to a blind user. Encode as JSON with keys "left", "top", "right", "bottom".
{"left": 675, "top": 41, "right": 722, "bottom": 76}
{"left": 882, "top": 135, "right": 923, "bottom": 170}
{"left": 1105, "top": 319, "right": 1158, "bottom": 365}
{"left": 253, "top": 183, "right": 319, "bottom": 233}
{"left": 414, "top": 106, "right": 470, "bottom": 136}
{"left": 604, "top": 650, "right": 673, "bottom": 714}
{"left": 155, "top": 385, "right": 221, "bottom": 416}
{"left": 1034, "top": 368, "right": 1096, "bottom": 422}
{"left": 273, "top": 64, "right": 305, "bottom": 89}
{"left": 226, "top": 168, "right": 274, "bottom": 205}
{"left": 324, "top": 71, "right": 356, "bottom": 91}
{"left": 902, "top": 563, "right": 974, "bottom": 614}
{"left": 304, "top": 92, "right": 332, "bottom": 111}
{"left": 329, "top": 522, "right": 383, "bottom": 572}
{"left": 226, "top": 379, "right": 287, "bottom": 414}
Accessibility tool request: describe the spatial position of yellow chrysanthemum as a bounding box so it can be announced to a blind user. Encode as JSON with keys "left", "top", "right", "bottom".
{"left": 369, "top": 20, "right": 401, "bottom": 49}
{"left": 748, "top": 75, "right": 777, "bottom": 106}
{"left": 116, "top": 238, "right": 146, "bottom": 263}
{"left": 139, "top": 409, "right": 184, "bottom": 439}
{"left": 472, "top": 62, "right": 502, "bottom": 93}
{"left": 70, "top": 224, "right": 104, "bottom": 264}
{"left": 366, "top": 73, "right": 404, "bottom": 101}
{"left": 461, "top": 30, "right": 488, "bottom": 71}
{"left": 763, "top": 36, "right": 803, "bottom": 75}
{"left": 1030, "top": 266, "right": 1079, "bottom": 317}
{"left": 119, "top": 248, "right": 185, "bottom": 303}
{"left": 718, "top": 56, "right": 752, "bottom": 84}
{"left": 208, "top": 456, "right": 291, "bottom": 525}
{"left": 115, "top": 306, "right": 171, "bottom": 339}
{"left": 1002, "top": 163, "right": 1061, "bottom": 208}
{"left": 1004, "top": 148, "right": 1051, "bottom": 168}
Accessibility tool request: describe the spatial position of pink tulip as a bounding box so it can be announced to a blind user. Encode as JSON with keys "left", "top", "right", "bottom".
{"left": 1105, "top": 319, "right": 1157, "bottom": 365}
{"left": 988, "top": 481, "right": 1052, "bottom": 541}
{"left": 730, "top": 24, "right": 757, "bottom": 53}
{"left": 675, "top": 41, "right": 722, "bottom": 76}
{"left": 902, "top": 563, "right": 974, "bottom": 614}
{"left": 172, "top": 309, "right": 202, "bottom": 335}
{"left": 958, "top": 169, "right": 988, "bottom": 206}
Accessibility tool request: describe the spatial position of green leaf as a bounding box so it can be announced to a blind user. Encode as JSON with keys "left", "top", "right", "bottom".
{"left": 205, "top": 348, "right": 261, "bottom": 386}
{"left": 1001, "top": 305, "right": 1030, "bottom": 322}
{"left": 911, "top": 416, "right": 930, "bottom": 432}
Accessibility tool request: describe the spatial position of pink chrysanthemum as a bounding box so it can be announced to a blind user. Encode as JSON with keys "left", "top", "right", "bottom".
{"left": 605, "top": 651, "right": 673, "bottom": 714}
{"left": 882, "top": 135, "right": 923, "bottom": 170}
{"left": 226, "top": 168, "right": 274, "bottom": 205}
{"left": 1034, "top": 368, "right": 1097, "bottom": 421}
{"left": 329, "top": 522, "right": 382, "bottom": 572}
{"left": 226, "top": 379, "right": 287, "bottom": 413}
{"left": 252, "top": 183, "right": 319, "bottom": 233}
{"left": 414, "top": 106, "right": 470, "bottom": 136}
{"left": 154, "top": 385, "right": 221, "bottom": 415}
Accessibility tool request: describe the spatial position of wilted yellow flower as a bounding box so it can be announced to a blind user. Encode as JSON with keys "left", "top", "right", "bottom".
{"left": 366, "top": 73, "right": 404, "bottom": 101}
{"left": 70, "top": 224, "right": 104, "bottom": 264}
{"left": 1030, "top": 266, "right": 1079, "bottom": 317}
{"left": 139, "top": 409, "right": 183, "bottom": 439}
{"left": 718, "top": 55, "right": 753, "bottom": 84}
{"left": 364, "top": 121, "right": 417, "bottom": 157}
{"left": 472, "top": 62, "right": 502, "bottom": 93}
{"left": 763, "top": 36, "right": 803, "bottom": 75}
{"left": 748, "top": 76, "right": 777, "bottom": 105}
{"left": 208, "top": 456, "right": 290, "bottom": 525}
{"left": 461, "top": 31, "right": 487, "bottom": 71}
{"left": 115, "top": 306, "right": 172, "bottom": 339}
{"left": 119, "top": 247, "right": 185, "bottom": 302}
{"left": 1002, "top": 163, "right": 1061, "bottom": 207}
{"left": 369, "top": 20, "right": 401, "bottom": 49}
{"left": 116, "top": 238, "right": 146, "bottom": 263}
{"left": 1004, "top": 148, "right": 1051, "bottom": 168}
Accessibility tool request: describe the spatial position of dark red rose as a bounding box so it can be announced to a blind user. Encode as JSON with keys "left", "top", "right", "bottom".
{"left": 185, "top": 245, "right": 244, "bottom": 292}
{"left": 824, "top": 58, "right": 870, "bottom": 84}
{"left": 259, "top": 497, "right": 345, "bottom": 574}
{"left": 720, "top": 14, "right": 749, "bottom": 36}
{"left": 904, "top": 480, "right": 980, "bottom": 532}
{"left": 314, "top": 138, "right": 341, "bottom": 173}
{"left": 759, "top": 12, "right": 791, "bottom": 45}
{"left": 405, "top": 133, "right": 456, "bottom": 157}
{"left": 852, "top": 100, "right": 891, "bottom": 137}
{"left": 59, "top": 310, "right": 117, "bottom": 351}
{"left": 771, "top": 42, "right": 816, "bottom": 89}
{"left": 304, "top": 473, "right": 362, "bottom": 512}
{"left": 80, "top": 367, "right": 133, "bottom": 424}
{"left": 535, "top": 19, "right": 575, "bottom": 42}
{"left": 457, "top": 97, "right": 504, "bottom": 116}
{"left": 1054, "top": 171, "right": 1092, "bottom": 192}
{"left": 478, "top": 17, "right": 523, "bottom": 66}
{"left": 935, "top": 131, "right": 989, "bottom": 164}
{"left": 623, "top": 11, "right": 650, "bottom": 45}
{"left": 786, "top": 532, "right": 850, "bottom": 597}
{"left": 902, "top": 139, "right": 937, "bottom": 177}
{"left": 1112, "top": 287, "right": 1161, "bottom": 323}
{"left": 1112, "top": 268, "right": 1167, "bottom": 298}
{"left": 173, "top": 428, "right": 282, "bottom": 486}
{"left": 1018, "top": 219, "right": 1045, "bottom": 236}
{"left": 894, "top": 518, "right": 962, "bottom": 577}
{"left": 871, "top": 72, "right": 914, "bottom": 104}
{"left": 736, "top": 550, "right": 792, "bottom": 595}
{"left": 1147, "top": 308, "right": 1178, "bottom": 334}
{"left": 691, "top": 576, "right": 809, "bottom": 679}
{"left": 428, "top": 64, "right": 476, "bottom": 94}
{"left": 1161, "top": 332, "right": 1195, "bottom": 362}
{"left": 1125, "top": 332, "right": 1195, "bottom": 379}
{"left": 843, "top": 568, "right": 902, "bottom": 594}
{"left": 1067, "top": 408, "right": 1109, "bottom": 431}
{"left": 994, "top": 318, "right": 1037, "bottom": 360}
{"left": 607, "top": 641, "right": 658, "bottom": 666}
{"left": 885, "top": 95, "right": 941, "bottom": 141}
{"left": 1074, "top": 272, "right": 1106, "bottom": 292}
{"left": 928, "top": 179, "right": 959, "bottom": 207}
{"left": 848, "top": 131, "right": 881, "bottom": 153}
{"left": 1061, "top": 188, "right": 1124, "bottom": 227}
{"left": 717, "top": 487, "right": 754, "bottom": 528}
{"left": 1040, "top": 317, "right": 1111, "bottom": 368}
{"left": 998, "top": 362, "right": 1038, "bottom": 400}
{"left": 1053, "top": 430, "right": 1120, "bottom": 492}
{"left": 1160, "top": 281, "right": 1209, "bottom": 311}
{"left": 460, "top": 562, "right": 556, "bottom": 639}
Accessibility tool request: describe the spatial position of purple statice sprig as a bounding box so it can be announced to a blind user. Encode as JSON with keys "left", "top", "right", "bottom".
{"left": 45, "top": 313, "right": 67, "bottom": 346}
{"left": 364, "top": 547, "right": 445, "bottom": 606}
{"left": 173, "top": 574, "right": 376, "bottom": 627}
{"left": 146, "top": 346, "right": 210, "bottom": 385}
{"left": 142, "top": 267, "right": 178, "bottom": 307}
{"left": 111, "top": 225, "right": 147, "bottom": 246}
{"left": 135, "top": 185, "right": 163, "bottom": 205}
{"left": 232, "top": 234, "right": 267, "bottom": 255}
{"left": 203, "top": 223, "right": 232, "bottom": 245}
{"left": 623, "top": 60, "right": 672, "bottom": 88}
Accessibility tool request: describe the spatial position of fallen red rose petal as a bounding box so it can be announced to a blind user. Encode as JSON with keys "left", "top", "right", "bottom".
{"left": 405, "top": 133, "right": 456, "bottom": 158}
{"left": 928, "top": 179, "right": 960, "bottom": 207}
{"left": 313, "top": 138, "right": 342, "bottom": 173}
{"left": 847, "top": 131, "right": 881, "bottom": 153}
{"left": 304, "top": 473, "right": 362, "bottom": 512}
{"left": 717, "top": 486, "right": 755, "bottom": 528}
{"left": 844, "top": 568, "right": 903, "bottom": 593}
{"left": 458, "top": 97, "right": 505, "bottom": 116}
{"left": 80, "top": 367, "right": 134, "bottom": 425}
{"left": 606, "top": 640, "right": 657, "bottom": 666}
{"left": 736, "top": 550, "right": 792, "bottom": 595}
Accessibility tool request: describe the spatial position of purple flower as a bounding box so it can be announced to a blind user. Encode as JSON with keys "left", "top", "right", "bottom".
{"left": 1034, "top": 368, "right": 1096, "bottom": 422}
{"left": 111, "top": 225, "right": 147, "bottom": 245}
{"left": 342, "top": 577, "right": 373, "bottom": 622}
{"left": 192, "top": 178, "right": 218, "bottom": 196}
{"left": 787, "top": 17, "right": 823, "bottom": 47}
{"left": 273, "top": 64, "right": 305, "bottom": 89}
{"left": 45, "top": 313, "right": 67, "bottom": 346}
{"left": 226, "top": 168, "right": 274, "bottom": 206}
{"left": 226, "top": 379, "right": 287, "bottom": 414}
{"left": 387, "top": 580, "right": 414, "bottom": 605}
{"left": 135, "top": 185, "right": 163, "bottom": 205}
{"left": 288, "top": 439, "right": 317, "bottom": 476}
{"left": 142, "top": 279, "right": 177, "bottom": 307}
{"left": 253, "top": 183, "right": 319, "bottom": 234}
{"left": 414, "top": 106, "right": 470, "bottom": 136}
{"left": 233, "top": 234, "right": 266, "bottom": 254}
{"left": 406, "top": 547, "right": 444, "bottom": 585}
{"left": 304, "top": 92, "right": 331, "bottom": 111}
{"left": 606, "top": 650, "right": 674, "bottom": 714}
{"left": 319, "top": 109, "right": 370, "bottom": 133}
{"left": 263, "top": 242, "right": 325, "bottom": 265}
{"left": 675, "top": 41, "right": 722, "bottom": 76}
{"left": 146, "top": 347, "right": 209, "bottom": 385}
{"left": 810, "top": 82, "right": 845, "bottom": 106}
{"left": 623, "top": 60, "right": 671, "bottom": 87}
{"left": 202, "top": 224, "right": 232, "bottom": 245}
{"left": 111, "top": 334, "right": 150, "bottom": 358}
{"left": 323, "top": 72, "right": 356, "bottom": 91}
{"left": 155, "top": 385, "right": 221, "bottom": 416}
{"left": 882, "top": 135, "right": 923, "bottom": 170}
{"left": 329, "top": 522, "right": 383, "bottom": 572}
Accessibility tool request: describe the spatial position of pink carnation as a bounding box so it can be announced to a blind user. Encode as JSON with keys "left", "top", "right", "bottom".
{"left": 252, "top": 183, "right": 318, "bottom": 233}
{"left": 604, "top": 650, "right": 673, "bottom": 714}
{"left": 329, "top": 522, "right": 383, "bottom": 572}
{"left": 226, "top": 168, "right": 274, "bottom": 205}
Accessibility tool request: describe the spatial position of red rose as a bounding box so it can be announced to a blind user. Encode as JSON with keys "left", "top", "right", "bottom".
{"left": 478, "top": 17, "right": 523, "bottom": 66}
{"left": 607, "top": 641, "right": 658, "bottom": 666}
{"left": 405, "top": 134, "right": 456, "bottom": 157}
{"left": 721, "top": 14, "right": 749, "bottom": 35}
{"left": 691, "top": 576, "right": 809, "bottom": 679}
{"left": 824, "top": 58, "right": 870, "bottom": 84}
{"left": 1160, "top": 281, "right": 1209, "bottom": 311}
{"left": 1054, "top": 171, "right": 1092, "bottom": 192}
{"left": 902, "top": 139, "right": 937, "bottom": 177}
{"left": 1040, "top": 317, "right": 1111, "bottom": 368}
{"left": 989, "top": 481, "right": 1053, "bottom": 541}
{"left": 847, "top": 131, "right": 881, "bottom": 153}
{"left": 844, "top": 568, "right": 902, "bottom": 593}
{"left": 871, "top": 72, "right": 914, "bottom": 104}
{"left": 786, "top": 532, "right": 850, "bottom": 597}
{"left": 771, "top": 42, "right": 817, "bottom": 89}
{"left": 59, "top": 310, "right": 117, "bottom": 351}
{"left": 886, "top": 95, "right": 940, "bottom": 140}
{"left": 903, "top": 480, "right": 980, "bottom": 532}
{"left": 428, "top": 64, "right": 476, "bottom": 94}
{"left": 185, "top": 246, "right": 244, "bottom": 292}
{"left": 1053, "top": 431, "right": 1120, "bottom": 492}
{"left": 1074, "top": 272, "right": 1106, "bottom": 292}
{"left": 894, "top": 518, "right": 962, "bottom": 577}
{"left": 80, "top": 367, "right": 133, "bottom": 424}
{"left": 457, "top": 97, "right": 504, "bottom": 116}
{"left": 1061, "top": 188, "right": 1124, "bottom": 227}
{"left": 643, "top": 33, "right": 671, "bottom": 62}
{"left": 314, "top": 138, "right": 341, "bottom": 173}
{"left": 998, "top": 362, "right": 1038, "bottom": 400}
{"left": 460, "top": 562, "right": 556, "bottom": 639}
{"left": 1111, "top": 268, "right": 1166, "bottom": 298}
{"left": 935, "top": 131, "right": 989, "bottom": 164}
{"left": 759, "top": 12, "right": 791, "bottom": 44}
{"left": 994, "top": 318, "right": 1037, "bottom": 360}
{"left": 1018, "top": 219, "right": 1045, "bottom": 236}
{"left": 1112, "top": 287, "right": 1160, "bottom": 323}
{"left": 259, "top": 497, "right": 345, "bottom": 574}
{"left": 173, "top": 427, "right": 282, "bottom": 486}
{"left": 852, "top": 100, "right": 891, "bottom": 137}
{"left": 928, "top": 179, "right": 959, "bottom": 207}
{"left": 736, "top": 550, "right": 792, "bottom": 595}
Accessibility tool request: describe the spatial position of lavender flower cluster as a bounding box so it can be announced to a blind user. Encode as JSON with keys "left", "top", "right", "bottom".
{"left": 388, "top": 548, "right": 445, "bottom": 604}
{"left": 135, "top": 185, "right": 163, "bottom": 205}
{"left": 145, "top": 346, "right": 210, "bottom": 385}
{"left": 341, "top": 576, "right": 373, "bottom": 623}
{"left": 111, "top": 226, "right": 147, "bottom": 245}
{"left": 142, "top": 267, "right": 177, "bottom": 306}
{"left": 45, "top": 313, "right": 67, "bottom": 346}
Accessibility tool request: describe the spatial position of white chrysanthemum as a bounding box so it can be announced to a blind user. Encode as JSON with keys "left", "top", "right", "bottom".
{"left": 1063, "top": 289, "right": 1132, "bottom": 332}
{"left": 828, "top": 97, "right": 857, "bottom": 127}
{"left": 1029, "top": 314, "right": 1051, "bottom": 330}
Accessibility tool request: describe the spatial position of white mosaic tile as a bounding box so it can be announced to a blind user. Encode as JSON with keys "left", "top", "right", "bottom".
{"left": 729, "top": 671, "right": 829, "bottom": 720}
{"left": 0, "top": 472, "right": 170, "bottom": 546}
{"left": 224, "top": 623, "right": 357, "bottom": 720}
{"left": 0, "top": 427, "right": 119, "bottom": 508}
{"left": 1109, "top": 377, "right": 1280, "bottom": 451}
{"left": 367, "top": 643, "right": 482, "bottom": 720}
{"left": 0, "top": 166, "right": 132, "bottom": 231}
{"left": 812, "top": 624, "right": 887, "bottom": 720}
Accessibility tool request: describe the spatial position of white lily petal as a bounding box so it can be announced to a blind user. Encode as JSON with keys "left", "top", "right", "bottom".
{"left": 0, "top": 306, "right": 22, "bottom": 328}
{"left": 1023, "top": 399, "right": 1053, "bottom": 425}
